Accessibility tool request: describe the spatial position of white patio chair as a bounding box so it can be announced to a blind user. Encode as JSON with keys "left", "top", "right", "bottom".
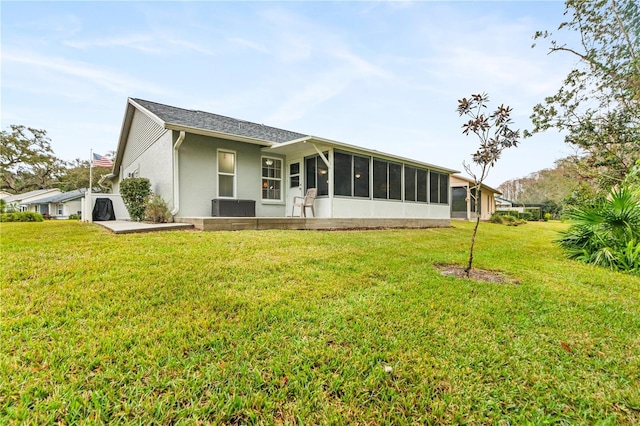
{"left": 292, "top": 188, "right": 317, "bottom": 217}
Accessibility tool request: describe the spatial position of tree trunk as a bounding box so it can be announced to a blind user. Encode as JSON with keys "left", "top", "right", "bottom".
{"left": 464, "top": 189, "right": 482, "bottom": 277}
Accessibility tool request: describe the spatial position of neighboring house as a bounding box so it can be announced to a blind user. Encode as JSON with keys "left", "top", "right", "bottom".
{"left": 0, "top": 191, "right": 11, "bottom": 199}
{"left": 450, "top": 175, "right": 501, "bottom": 221}
{"left": 111, "top": 98, "right": 458, "bottom": 225}
{"left": 3, "top": 189, "right": 62, "bottom": 213}
{"left": 495, "top": 196, "right": 525, "bottom": 213}
{"left": 24, "top": 189, "right": 86, "bottom": 219}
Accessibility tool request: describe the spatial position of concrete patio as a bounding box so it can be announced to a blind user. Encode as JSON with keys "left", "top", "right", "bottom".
{"left": 94, "top": 220, "right": 194, "bottom": 234}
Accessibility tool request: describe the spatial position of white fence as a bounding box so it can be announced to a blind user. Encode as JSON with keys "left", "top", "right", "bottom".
{"left": 82, "top": 194, "right": 130, "bottom": 222}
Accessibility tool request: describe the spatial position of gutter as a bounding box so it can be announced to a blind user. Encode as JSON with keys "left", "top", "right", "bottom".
{"left": 171, "top": 131, "right": 186, "bottom": 216}
{"left": 97, "top": 173, "right": 116, "bottom": 187}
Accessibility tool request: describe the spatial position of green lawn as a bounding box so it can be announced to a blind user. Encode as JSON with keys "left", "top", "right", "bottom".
{"left": 1, "top": 220, "right": 639, "bottom": 424}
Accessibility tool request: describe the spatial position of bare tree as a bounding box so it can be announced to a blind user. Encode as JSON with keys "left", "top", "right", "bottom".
{"left": 457, "top": 93, "right": 520, "bottom": 276}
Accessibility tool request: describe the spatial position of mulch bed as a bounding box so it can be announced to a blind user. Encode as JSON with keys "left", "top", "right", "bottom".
{"left": 434, "top": 264, "right": 520, "bottom": 285}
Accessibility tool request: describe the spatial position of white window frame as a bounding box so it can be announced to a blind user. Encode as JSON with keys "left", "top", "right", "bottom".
{"left": 217, "top": 149, "right": 237, "bottom": 199}
{"left": 261, "top": 156, "right": 283, "bottom": 202}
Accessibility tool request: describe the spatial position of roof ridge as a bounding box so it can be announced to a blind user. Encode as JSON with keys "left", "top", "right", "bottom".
{"left": 132, "top": 98, "right": 293, "bottom": 131}
{"left": 129, "top": 98, "right": 308, "bottom": 144}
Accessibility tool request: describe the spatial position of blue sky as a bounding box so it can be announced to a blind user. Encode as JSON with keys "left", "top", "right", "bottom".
{"left": 1, "top": 1, "right": 578, "bottom": 187}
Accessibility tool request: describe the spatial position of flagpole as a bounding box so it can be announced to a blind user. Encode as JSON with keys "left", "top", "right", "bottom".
{"left": 87, "top": 149, "right": 93, "bottom": 222}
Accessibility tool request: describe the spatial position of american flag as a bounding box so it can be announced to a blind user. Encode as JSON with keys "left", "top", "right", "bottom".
{"left": 92, "top": 153, "right": 113, "bottom": 168}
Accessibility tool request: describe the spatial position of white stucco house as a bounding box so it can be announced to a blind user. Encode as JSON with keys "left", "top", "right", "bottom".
{"left": 495, "top": 196, "right": 526, "bottom": 213}
{"left": 450, "top": 175, "right": 501, "bottom": 221}
{"left": 23, "top": 189, "right": 85, "bottom": 219}
{"left": 109, "top": 98, "right": 459, "bottom": 230}
{"left": 3, "top": 189, "right": 62, "bottom": 213}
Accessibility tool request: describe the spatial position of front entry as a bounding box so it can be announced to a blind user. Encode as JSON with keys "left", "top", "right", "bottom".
{"left": 286, "top": 159, "right": 302, "bottom": 216}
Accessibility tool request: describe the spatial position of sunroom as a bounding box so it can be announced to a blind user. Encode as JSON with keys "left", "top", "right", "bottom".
{"left": 262, "top": 136, "right": 458, "bottom": 220}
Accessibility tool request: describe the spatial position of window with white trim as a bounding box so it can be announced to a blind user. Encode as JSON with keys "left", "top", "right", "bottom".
{"left": 217, "top": 150, "right": 236, "bottom": 198}
{"left": 261, "top": 157, "right": 282, "bottom": 200}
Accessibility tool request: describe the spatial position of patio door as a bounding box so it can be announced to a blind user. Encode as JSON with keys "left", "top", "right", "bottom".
{"left": 286, "top": 159, "right": 302, "bottom": 216}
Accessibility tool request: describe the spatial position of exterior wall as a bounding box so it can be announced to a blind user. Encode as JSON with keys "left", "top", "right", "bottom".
{"left": 449, "top": 176, "right": 498, "bottom": 221}
{"left": 120, "top": 109, "right": 174, "bottom": 207}
{"left": 177, "top": 133, "right": 287, "bottom": 217}
{"left": 63, "top": 200, "right": 83, "bottom": 218}
{"left": 121, "top": 109, "right": 168, "bottom": 173}
{"left": 81, "top": 194, "right": 130, "bottom": 222}
{"left": 481, "top": 191, "right": 496, "bottom": 220}
{"left": 331, "top": 198, "right": 450, "bottom": 219}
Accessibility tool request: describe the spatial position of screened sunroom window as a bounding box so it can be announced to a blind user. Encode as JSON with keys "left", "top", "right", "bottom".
{"left": 334, "top": 151, "right": 352, "bottom": 196}
{"left": 373, "top": 158, "right": 401, "bottom": 200}
{"left": 305, "top": 153, "right": 329, "bottom": 196}
{"left": 333, "top": 151, "right": 371, "bottom": 198}
{"left": 429, "top": 171, "right": 449, "bottom": 204}
{"left": 405, "top": 166, "right": 429, "bottom": 203}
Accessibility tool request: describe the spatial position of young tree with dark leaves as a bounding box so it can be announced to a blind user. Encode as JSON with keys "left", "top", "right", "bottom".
{"left": 457, "top": 94, "right": 520, "bottom": 276}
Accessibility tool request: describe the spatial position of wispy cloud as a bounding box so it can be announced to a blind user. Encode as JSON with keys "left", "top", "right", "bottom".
{"left": 3, "top": 50, "right": 167, "bottom": 95}
{"left": 258, "top": 7, "right": 393, "bottom": 124}
{"left": 265, "top": 48, "right": 391, "bottom": 125}
{"left": 64, "top": 32, "right": 214, "bottom": 56}
{"left": 64, "top": 34, "right": 160, "bottom": 53}
{"left": 227, "top": 37, "right": 269, "bottom": 54}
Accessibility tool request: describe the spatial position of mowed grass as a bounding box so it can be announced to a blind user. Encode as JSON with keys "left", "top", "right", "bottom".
{"left": 1, "top": 221, "right": 639, "bottom": 424}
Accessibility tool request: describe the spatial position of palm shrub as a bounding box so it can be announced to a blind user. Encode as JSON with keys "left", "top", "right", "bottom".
{"left": 556, "top": 186, "right": 640, "bottom": 273}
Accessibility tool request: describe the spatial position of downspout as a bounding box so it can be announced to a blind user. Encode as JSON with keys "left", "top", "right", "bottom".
{"left": 171, "top": 131, "right": 186, "bottom": 216}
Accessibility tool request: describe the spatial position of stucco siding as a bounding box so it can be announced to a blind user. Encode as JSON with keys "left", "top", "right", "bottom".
{"left": 450, "top": 175, "right": 498, "bottom": 221}
{"left": 64, "top": 200, "right": 83, "bottom": 218}
{"left": 121, "top": 129, "right": 173, "bottom": 207}
{"left": 331, "top": 198, "right": 450, "bottom": 219}
{"left": 177, "top": 134, "right": 286, "bottom": 217}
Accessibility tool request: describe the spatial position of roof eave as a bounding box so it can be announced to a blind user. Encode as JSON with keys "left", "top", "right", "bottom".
{"left": 264, "top": 136, "right": 460, "bottom": 174}
{"left": 164, "top": 123, "right": 275, "bottom": 147}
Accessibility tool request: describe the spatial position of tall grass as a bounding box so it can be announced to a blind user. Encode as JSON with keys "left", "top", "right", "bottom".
{"left": 1, "top": 220, "right": 639, "bottom": 424}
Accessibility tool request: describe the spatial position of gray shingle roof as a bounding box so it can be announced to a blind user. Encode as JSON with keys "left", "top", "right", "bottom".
{"left": 4, "top": 189, "right": 57, "bottom": 203}
{"left": 131, "top": 98, "right": 308, "bottom": 144}
{"left": 25, "top": 189, "right": 86, "bottom": 204}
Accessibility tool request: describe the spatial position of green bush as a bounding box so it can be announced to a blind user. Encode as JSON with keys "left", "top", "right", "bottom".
{"left": 68, "top": 214, "right": 79, "bottom": 220}
{"left": 144, "top": 194, "right": 172, "bottom": 223}
{"left": 524, "top": 207, "right": 541, "bottom": 220}
{"left": 490, "top": 213, "right": 504, "bottom": 224}
{"left": 557, "top": 185, "right": 640, "bottom": 274}
{"left": 519, "top": 211, "right": 533, "bottom": 221}
{"left": 490, "top": 213, "right": 526, "bottom": 226}
{"left": 544, "top": 213, "right": 552, "bottom": 222}
{"left": 120, "top": 178, "right": 152, "bottom": 222}
{"left": 0, "top": 211, "right": 44, "bottom": 222}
